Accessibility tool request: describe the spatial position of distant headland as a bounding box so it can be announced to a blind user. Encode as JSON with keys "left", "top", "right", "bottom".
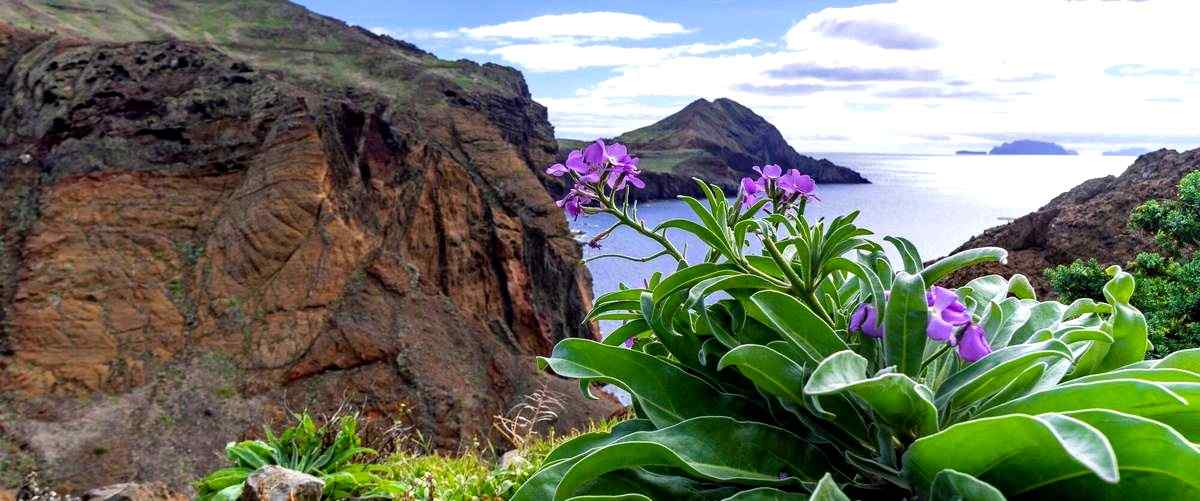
{"left": 989, "top": 139, "right": 1078, "bottom": 155}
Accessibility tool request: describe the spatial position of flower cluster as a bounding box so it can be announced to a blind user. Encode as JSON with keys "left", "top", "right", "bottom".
{"left": 546, "top": 139, "right": 644, "bottom": 219}
{"left": 739, "top": 164, "right": 817, "bottom": 209}
{"left": 849, "top": 286, "right": 992, "bottom": 362}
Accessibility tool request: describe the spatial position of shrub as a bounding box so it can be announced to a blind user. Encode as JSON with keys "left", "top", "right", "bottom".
{"left": 515, "top": 141, "right": 1200, "bottom": 500}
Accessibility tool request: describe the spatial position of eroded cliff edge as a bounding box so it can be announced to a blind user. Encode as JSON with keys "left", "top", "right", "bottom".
{"left": 0, "top": 24, "right": 615, "bottom": 491}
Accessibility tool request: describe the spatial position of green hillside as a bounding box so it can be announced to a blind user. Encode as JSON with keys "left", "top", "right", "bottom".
{"left": 1, "top": 0, "right": 515, "bottom": 100}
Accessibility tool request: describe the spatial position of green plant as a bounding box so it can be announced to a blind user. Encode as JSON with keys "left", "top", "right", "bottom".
{"left": 195, "top": 413, "right": 379, "bottom": 500}
{"left": 516, "top": 158, "right": 1198, "bottom": 499}
{"left": 1048, "top": 170, "right": 1200, "bottom": 355}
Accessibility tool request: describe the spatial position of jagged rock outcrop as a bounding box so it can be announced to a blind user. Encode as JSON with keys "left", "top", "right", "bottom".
{"left": 943, "top": 148, "right": 1200, "bottom": 293}
{"left": 0, "top": 21, "right": 615, "bottom": 493}
{"left": 551, "top": 98, "right": 866, "bottom": 201}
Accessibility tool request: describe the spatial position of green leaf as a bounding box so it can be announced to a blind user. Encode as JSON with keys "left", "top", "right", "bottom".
{"left": 903, "top": 413, "right": 1119, "bottom": 496}
{"left": 959, "top": 276, "right": 1009, "bottom": 314}
{"left": 656, "top": 219, "right": 732, "bottom": 258}
{"left": 1007, "top": 274, "right": 1036, "bottom": 301}
{"left": 804, "top": 350, "right": 938, "bottom": 438}
{"left": 602, "top": 320, "right": 650, "bottom": 346}
{"left": 929, "top": 470, "right": 1005, "bottom": 501}
{"left": 1049, "top": 410, "right": 1200, "bottom": 499}
{"left": 720, "top": 487, "right": 808, "bottom": 500}
{"left": 883, "top": 271, "right": 929, "bottom": 377}
{"left": 807, "top": 474, "right": 851, "bottom": 501}
{"left": 653, "top": 263, "right": 735, "bottom": 302}
{"left": 513, "top": 417, "right": 822, "bottom": 501}
{"left": 1094, "top": 266, "right": 1150, "bottom": 372}
{"left": 538, "top": 339, "right": 751, "bottom": 427}
{"left": 545, "top": 420, "right": 658, "bottom": 464}
{"left": 1008, "top": 302, "right": 1066, "bottom": 345}
{"left": 921, "top": 248, "right": 1007, "bottom": 285}
{"left": 566, "top": 495, "right": 653, "bottom": 501}
{"left": 976, "top": 379, "right": 1200, "bottom": 441}
{"left": 747, "top": 290, "right": 847, "bottom": 364}
{"left": 934, "top": 339, "right": 1073, "bottom": 411}
{"left": 717, "top": 344, "right": 808, "bottom": 407}
{"left": 885, "top": 236, "right": 923, "bottom": 275}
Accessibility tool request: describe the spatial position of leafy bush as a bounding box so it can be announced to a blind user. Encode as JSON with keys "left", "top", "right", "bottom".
{"left": 1048, "top": 170, "right": 1200, "bottom": 355}
{"left": 195, "top": 413, "right": 379, "bottom": 500}
{"left": 516, "top": 141, "right": 1200, "bottom": 500}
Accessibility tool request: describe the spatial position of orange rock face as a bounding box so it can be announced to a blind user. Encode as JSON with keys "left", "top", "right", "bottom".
{"left": 0, "top": 27, "right": 615, "bottom": 492}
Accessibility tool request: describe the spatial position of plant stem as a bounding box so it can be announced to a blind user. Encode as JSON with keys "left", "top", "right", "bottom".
{"left": 761, "top": 231, "right": 836, "bottom": 326}
{"left": 921, "top": 343, "right": 955, "bottom": 371}
{"left": 599, "top": 193, "right": 688, "bottom": 265}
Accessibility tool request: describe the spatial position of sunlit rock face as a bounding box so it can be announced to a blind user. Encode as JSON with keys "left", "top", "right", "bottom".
{"left": 0, "top": 23, "right": 616, "bottom": 492}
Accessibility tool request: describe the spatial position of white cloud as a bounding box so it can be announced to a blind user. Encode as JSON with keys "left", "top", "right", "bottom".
{"left": 489, "top": 38, "right": 762, "bottom": 72}
{"left": 459, "top": 12, "right": 690, "bottom": 42}
{"left": 532, "top": 0, "right": 1200, "bottom": 153}
{"left": 369, "top": 27, "right": 457, "bottom": 40}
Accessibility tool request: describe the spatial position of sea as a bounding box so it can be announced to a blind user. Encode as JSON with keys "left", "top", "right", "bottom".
{"left": 575, "top": 153, "right": 1134, "bottom": 310}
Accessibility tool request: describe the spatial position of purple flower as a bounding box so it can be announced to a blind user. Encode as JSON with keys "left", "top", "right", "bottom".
{"left": 754, "top": 164, "right": 782, "bottom": 179}
{"left": 925, "top": 286, "right": 971, "bottom": 343}
{"left": 778, "top": 169, "right": 816, "bottom": 198}
{"left": 956, "top": 323, "right": 992, "bottom": 362}
{"left": 583, "top": 140, "right": 608, "bottom": 166}
{"left": 623, "top": 337, "right": 636, "bottom": 349}
{"left": 608, "top": 157, "right": 645, "bottom": 190}
{"left": 546, "top": 162, "right": 569, "bottom": 177}
{"left": 740, "top": 177, "right": 765, "bottom": 208}
{"left": 849, "top": 303, "right": 883, "bottom": 338}
{"left": 556, "top": 186, "right": 594, "bottom": 220}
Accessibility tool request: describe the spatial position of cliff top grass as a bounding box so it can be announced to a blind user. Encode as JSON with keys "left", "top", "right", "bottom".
{"left": 0, "top": 0, "right": 515, "bottom": 98}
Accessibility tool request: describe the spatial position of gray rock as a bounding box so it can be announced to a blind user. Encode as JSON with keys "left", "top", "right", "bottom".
{"left": 82, "top": 482, "right": 182, "bottom": 501}
{"left": 242, "top": 466, "right": 324, "bottom": 501}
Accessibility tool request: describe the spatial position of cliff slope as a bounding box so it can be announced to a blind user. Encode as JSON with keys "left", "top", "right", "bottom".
{"left": 943, "top": 148, "right": 1200, "bottom": 293}
{"left": 554, "top": 98, "right": 866, "bottom": 201}
{"left": 0, "top": 8, "right": 614, "bottom": 493}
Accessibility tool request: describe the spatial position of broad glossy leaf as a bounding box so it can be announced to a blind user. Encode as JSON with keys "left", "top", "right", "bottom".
{"left": 903, "top": 413, "right": 1118, "bottom": 496}
{"left": 1062, "top": 368, "right": 1200, "bottom": 386}
{"left": 545, "top": 420, "right": 658, "bottom": 464}
{"left": 921, "top": 248, "right": 1007, "bottom": 285}
{"left": 805, "top": 350, "right": 938, "bottom": 438}
{"left": 1124, "top": 347, "right": 1200, "bottom": 372}
{"left": 656, "top": 219, "right": 732, "bottom": 258}
{"left": 538, "top": 339, "right": 751, "bottom": 426}
{"left": 977, "top": 379, "right": 1200, "bottom": 441}
{"left": 883, "top": 271, "right": 929, "bottom": 377}
{"left": 569, "top": 467, "right": 740, "bottom": 500}
{"left": 934, "top": 339, "right": 1073, "bottom": 411}
{"left": 566, "top": 495, "right": 652, "bottom": 501}
{"left": 653, "top": 263, "right": 735, "bottom": 302}
{"left": 747, "top": 290, "right": 847, "bottom": 363}
{"left": 1047, "top": 409, "right": 1200, "bottom": 499}
{"left": 718, "top": 344, "right": 808, "bottom": 407}
{"left": 929, "top": 469, "right": 1005, "bottom": 501}
{"left": 513, "top": 417, "right": 821, "bottom": 501}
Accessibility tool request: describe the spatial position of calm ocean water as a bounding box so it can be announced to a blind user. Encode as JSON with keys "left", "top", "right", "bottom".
{"left": 576, "top": 153, "right": 1133, "bottom": 310}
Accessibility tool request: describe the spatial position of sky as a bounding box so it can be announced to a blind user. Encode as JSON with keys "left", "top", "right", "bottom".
{"left": 295, "top": 0, "right": 1199, "bottom": 154}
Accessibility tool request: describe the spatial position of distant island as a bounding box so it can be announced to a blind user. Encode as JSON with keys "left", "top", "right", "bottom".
{"left": 989, "top": 139, "right": 1078, "bottom": 155}
{"left": 1103, "top": 147, "right": 1153, "bottom": 156}
{"left": 955, "top": 150, "right": 987, "bottom": 155}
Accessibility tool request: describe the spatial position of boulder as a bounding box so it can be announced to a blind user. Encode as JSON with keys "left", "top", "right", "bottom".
{"left": 82, "top": 482, "right": 186, "bottom": 501}
{"left": 242, "top": 467, "right": 323, "bottom": 501}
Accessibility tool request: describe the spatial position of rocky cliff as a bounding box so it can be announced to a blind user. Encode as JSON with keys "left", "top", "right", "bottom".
{"left": 552, "top": 98, "right": 867, "bottom": 201}
{"left": 0, "top": 15, "right": 615, "bottom": 493}
{"left": 943, "top": 148, "right": 1200, "bottom": 293}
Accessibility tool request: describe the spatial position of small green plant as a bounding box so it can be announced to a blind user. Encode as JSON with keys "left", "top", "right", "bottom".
{"left": 195, "top": 413, "right": 378, "bottom": 500}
